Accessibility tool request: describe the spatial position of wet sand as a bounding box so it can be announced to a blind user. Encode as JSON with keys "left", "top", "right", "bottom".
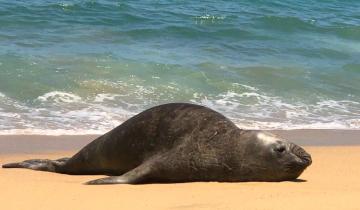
{"left": 0, "top": 130, "right": 359, "bottom": 210}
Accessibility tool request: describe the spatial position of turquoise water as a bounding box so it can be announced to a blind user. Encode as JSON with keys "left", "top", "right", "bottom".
{"left": 0, "top": 0, "right": 359, "bottom": 134}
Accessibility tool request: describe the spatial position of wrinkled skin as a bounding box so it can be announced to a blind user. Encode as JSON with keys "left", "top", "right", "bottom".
{"left": 2, "top": 103, "right": 312, "bottom": 184}
{"left": 234, "top": 131, "right": 312, "bottom": 181}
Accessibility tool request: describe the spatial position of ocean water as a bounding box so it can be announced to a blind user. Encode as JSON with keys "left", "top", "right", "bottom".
{"left": 0, "top": 0, "right": 359, "bottom": 135}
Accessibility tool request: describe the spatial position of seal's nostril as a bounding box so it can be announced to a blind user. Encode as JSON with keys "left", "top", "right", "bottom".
{"left": 303, "top": 155, "right": 312, "bottom": 166}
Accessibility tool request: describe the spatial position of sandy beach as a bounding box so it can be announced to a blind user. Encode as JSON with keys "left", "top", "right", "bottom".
{"left": 1, "top": 130, "right": 359, "bottom": 210}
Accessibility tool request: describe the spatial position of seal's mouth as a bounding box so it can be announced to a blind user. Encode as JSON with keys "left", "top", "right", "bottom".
{"left": 290, "top": 143, "right": 312, "bottom": 167}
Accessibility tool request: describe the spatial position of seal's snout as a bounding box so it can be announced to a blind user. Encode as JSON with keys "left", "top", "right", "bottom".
{"left": 290, "top": 143, "right": 312, "bottom": 167}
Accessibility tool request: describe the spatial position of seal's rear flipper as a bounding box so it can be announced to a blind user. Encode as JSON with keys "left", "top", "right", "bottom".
{"left": 2, "top": 158, "right": 69, "bottom": 173}
{"left": 85, "top": 159, "right": 154, "bottom": 185}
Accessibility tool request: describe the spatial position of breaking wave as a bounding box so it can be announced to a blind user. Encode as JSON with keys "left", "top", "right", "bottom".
{"left": 1, "top": 85, "right": 359, "bottom": 135}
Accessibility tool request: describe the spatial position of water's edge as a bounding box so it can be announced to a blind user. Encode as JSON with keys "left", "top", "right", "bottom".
{"left": 1, "top": 129, "right": 359, "bottom": 155}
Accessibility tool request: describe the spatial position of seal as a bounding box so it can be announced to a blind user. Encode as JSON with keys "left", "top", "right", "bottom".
{"left": 2, "top": 103, "right": 312, "bottom": 184}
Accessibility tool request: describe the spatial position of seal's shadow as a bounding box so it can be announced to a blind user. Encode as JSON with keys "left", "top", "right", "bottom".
{"left": 289, "top": 178, "right": 307, "bottom": 183}
{"left": 130, "top": 179, "right": 308, "bottom": 185}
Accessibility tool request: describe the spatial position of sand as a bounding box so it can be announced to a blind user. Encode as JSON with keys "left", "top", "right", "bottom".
{"left": 0, "top": 130, "right": 360, "bottom": 210}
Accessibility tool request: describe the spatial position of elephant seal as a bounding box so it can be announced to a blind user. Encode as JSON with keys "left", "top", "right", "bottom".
{"left": 2, "top": 103, "right": 311, "bottom": 184}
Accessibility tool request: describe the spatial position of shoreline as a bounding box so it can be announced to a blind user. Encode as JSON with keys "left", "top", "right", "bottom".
{"left": 0, "top": 129, "right": 359, "bottom": 155}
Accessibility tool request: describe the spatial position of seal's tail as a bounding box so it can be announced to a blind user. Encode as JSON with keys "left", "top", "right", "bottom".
{"left": 2, "top": 157, "right": 69, "bottom": 173}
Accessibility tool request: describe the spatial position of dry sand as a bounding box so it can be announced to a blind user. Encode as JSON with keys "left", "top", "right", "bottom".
{"left": 0, "top": 130, "right": 359, "bottom": 210}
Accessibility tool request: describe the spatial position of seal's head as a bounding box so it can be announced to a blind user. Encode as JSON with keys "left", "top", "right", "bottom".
{"left": 239, "top": 131, "right": 312, "bottom": 181}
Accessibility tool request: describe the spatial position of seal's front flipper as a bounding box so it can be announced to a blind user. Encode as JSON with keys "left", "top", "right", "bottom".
{"left": 85, "top": 159, "right": 154, "bottom": 185}
{"left": 85, "top": 176, "right": 130, "bottom": 185}
{"left": 2, "top": 158, "right": 68, "bottom": 173}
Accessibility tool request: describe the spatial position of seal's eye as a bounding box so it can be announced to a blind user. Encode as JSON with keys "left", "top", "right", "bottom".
{"left": 274, "top": 146, "right": 286, "bottom": 153}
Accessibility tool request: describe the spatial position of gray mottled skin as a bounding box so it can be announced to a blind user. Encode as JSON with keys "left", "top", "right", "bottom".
{"left": 2, "top": 103, "right": 312, "bottom": 184}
